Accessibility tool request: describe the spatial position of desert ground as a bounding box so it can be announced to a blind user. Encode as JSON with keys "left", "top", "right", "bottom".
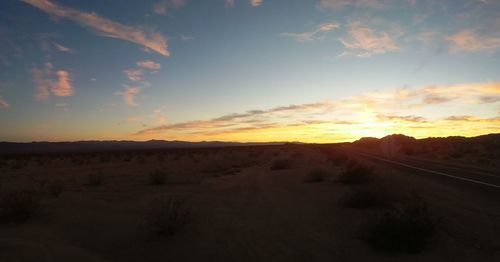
{"left": 1, "top": 144, "right": 500, "bottom": 262}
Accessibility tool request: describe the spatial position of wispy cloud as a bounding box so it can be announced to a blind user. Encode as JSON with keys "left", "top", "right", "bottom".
{"left": 137, "top": 60, "right": 161, "bottom": 70}
{"left": 447, "top": 29, "right": 500, "bottom": 53}
{"left": 116, "top": 86, "right": 141, "bottom": 106}
{"left": 318, "top": 0, "right": 391, "bottom": 9}
{"left": 52, "top": 42, "right": 74, "bottom": 53}
{"left": 0, "top": 97, "right": 9, "bottom": 108}
{"left": 22, "top": 0, "right": 169, "bottom": 56}
{"left": 250, "top": 0, "right": 263, "bottom": 7}
{"left": 31, "top": 62, "right": 53, "bottom": 100}
{"left": 124, "top": 68, "right": 144, "bottom": 82}
{"left": 180, "top": 35, "right": 196, "bottom": 42}
{"left": 339, "top": 21, "right": 400, "bottom": 57}
{"left": 31, "top": 62, "right": 74, "bottom": 100}
{"left": 153, "top": 0, "right": 186, "bottom": 15}
{"left": 225, "top": 0, "right": 235, "bottom": 7}
{"left": 281, "top": 22, "right": 340, "bottom": 42}
{"left": 377, "top": 114, "right": 428, "bottom": 123}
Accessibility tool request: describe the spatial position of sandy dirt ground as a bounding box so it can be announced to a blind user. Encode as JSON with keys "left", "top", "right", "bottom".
{"left": 1, "top": 145, "right": 499, "bottom": 261}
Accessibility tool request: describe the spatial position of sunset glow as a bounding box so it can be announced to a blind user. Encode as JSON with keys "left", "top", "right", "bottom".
{"left": 1, "top": 0, "right": 499, "bottom": 142}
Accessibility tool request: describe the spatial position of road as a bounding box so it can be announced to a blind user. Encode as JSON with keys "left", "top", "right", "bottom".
{"left": 341, "top": 146, "right": 500, "bottom": 190}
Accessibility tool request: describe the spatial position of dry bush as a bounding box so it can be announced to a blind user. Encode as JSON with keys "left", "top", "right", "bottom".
{"left": 339, "top": 187, "right": 392, "bottom": 208}
{"left": 270, "top": 158, "right": 291, "bottom": 170}
{"left": 145, "top": 197, "right": 190, "bottom": 236}
{"left": 364, "top": 197, "right": 436, "bottom": 253}
{"left": 47, "top": 180, "right": 64, "bottom": 198}
{"left": 0, "top": 190, "right": 40, "bottom": 223}
{"left": 149, "top": 171, "right": 168, "bottom": 185}
{"left": 303, "top": 168, "right": 329, "bottom": 183}
{"left": 337, "top": 160, "right": 374, "bottom": 185}
{"left": 86, "top": 173, "right": 103, "bottom": 186}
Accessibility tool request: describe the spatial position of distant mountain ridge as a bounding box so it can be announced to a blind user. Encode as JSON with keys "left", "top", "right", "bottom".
{"left": 0, "top": 140, "right": 285, "bottom": 154}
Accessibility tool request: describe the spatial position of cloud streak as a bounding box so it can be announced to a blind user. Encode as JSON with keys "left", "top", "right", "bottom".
{"left": 281, "top": 22, "right": 340, "bottom": 42}
{"left": 153, "top": 0, "right": 186, "bottom": 15}
{"left": 52, "top": 42, "right": 74, "bottom": 53}
{"left": 137, "top": 60, "right": 161, "bottom": 70}
{"left": 22, "top": 0, "right": 169, "bottom": 56}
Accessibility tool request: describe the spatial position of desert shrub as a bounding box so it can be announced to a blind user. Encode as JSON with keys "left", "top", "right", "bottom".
{"left": 0, "top": 190, "right": 39, "bottom": 223}
{"left": 339, "top": 187, "right": 391, "bottom": 209}
{"left": 364, "top": 197, "right": 436, "bottom": 253}
{"left": 337, "top": 161, "right": 374, "bottom": 185}
{"left": 145, "top": 198, "right": 190, "bottom": 236}
{"left": 47, "top": 180, "right": 64, "bottom": 198}
{"left": 303, "top": 168, "right": 328, "bottom": 183}
{"left": 270, "top": 158, "right": 291, "bottom": 170}
{"left": 86, "top": 173, "right": 103, "bottom": 186}
{"left": 11, "top": 161, "right": 23, "bottom": 170}
{"left": 149, "top": 171, "right": 168, "bottom": 185}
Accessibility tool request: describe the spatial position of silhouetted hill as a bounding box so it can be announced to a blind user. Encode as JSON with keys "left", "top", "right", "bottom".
{"left": 0, "top": 140, "right": 283, "bottom": 154}
{"left": 352, "top": 133, "right": 500, "bottom": 161}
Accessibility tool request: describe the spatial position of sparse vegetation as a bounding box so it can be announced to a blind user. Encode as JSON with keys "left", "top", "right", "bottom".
{"left": 337, "top": 160, "right": 374, "bottom": 185}
{"left": 303, "top": 168, "right": 328, "bottom": 183}
{"left": 145, "top": 197, "right": 190, "bottom": 236}
{"left": 364, "top": 197, "right": 436, "bottom": 253}
{"left": 149, "top": 171, "right": 168, "bottom": 185}
{"left": 47, "top": 180, "right": 64, "bottom": 198}
{"left": 0, "top": 190, "right": 39, "bottom": 223}
{"left": 270, "top": 158, "right": 291, "bottom": 170}
{"left": 86, "top": 173, "right": 103, "bottom": 186}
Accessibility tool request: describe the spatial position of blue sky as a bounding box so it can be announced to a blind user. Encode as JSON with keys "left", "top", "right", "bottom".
{"left": 0, "top": 0, "right": 499, "bottom": 142}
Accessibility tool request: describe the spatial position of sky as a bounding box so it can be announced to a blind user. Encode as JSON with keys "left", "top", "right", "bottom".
{"left": 0, "top": 0, "right": 499, "bottom": 143}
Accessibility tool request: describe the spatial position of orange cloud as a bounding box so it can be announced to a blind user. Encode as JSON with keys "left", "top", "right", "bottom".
{"left": 124, "top": 68, "right": 144, "bottom": 82}
{"left": 250, "top": 0, "right": 262, "bottom": 7}
{"left": 339, "top": 21, "right": 400, "bottom": 57}
{"left": 0, "top": 97, "right": 9, "bottom": 108}
{"left": 52, "top": 70, "right": 73, "bottom": 97}
{"left": 136, "top": 60, "right": 161, "bottom": 70}
{"left": 447, "top": 29, "right": 500, "bottom": 53}
{"left": 117, "top": 86, "right": 141, "bottom": 106}
{"left": 31, "top": 63, "right": 74, "bottom": 100}
{"left": 22, "top": 0, "right": 169, "bottom": 56}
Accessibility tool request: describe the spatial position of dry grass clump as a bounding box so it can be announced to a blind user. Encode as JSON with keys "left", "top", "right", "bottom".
{"left": 149, "top": 171, "right": 168, "bottom": 185}
{"left": 145, "top": 197, "right": 190, "bottom": 236}
{"left": 86, "top": 173, "right": 103, "bottom": 186}
{"left": 47, "top": 180, "right": 64, "bottom": 198}
{"left": 303, "top": 168, "right": 329, "bottom": 183}
{"left": 270, "top": 158, "right": 291, "bottom": 170}
{"left": 364, "top": 197, "right": 436, "bottom": 253}
{"left": 0, "top": 190, "right": 40, "bottom": 223}
{"left": 337, "top": 160, "right": 374, "bottom": 185}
